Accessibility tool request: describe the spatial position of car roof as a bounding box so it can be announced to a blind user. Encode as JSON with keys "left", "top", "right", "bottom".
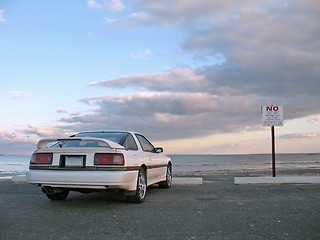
{"left": 75, "top": 130, "right": 141, "bottom": 135}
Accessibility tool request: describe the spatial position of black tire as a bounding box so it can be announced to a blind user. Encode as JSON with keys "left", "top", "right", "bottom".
{"left": 127, "top": 168, "right": 147, "bottom": 203}
{"left": 159, "top": 164, "right": 172, "bottom": 188}
{"left": 44, "top": 188, "right": 69, "bottom": 201}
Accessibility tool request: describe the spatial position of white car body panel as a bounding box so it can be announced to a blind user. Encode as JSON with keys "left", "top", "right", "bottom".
{"left": 27, "top": 170, "right": 138, "bottom": 190}
{"left": 27, "top": 131, "right": 172, "bottom": 193}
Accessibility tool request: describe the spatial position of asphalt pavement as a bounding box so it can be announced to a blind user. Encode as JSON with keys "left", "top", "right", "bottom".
{"left": 0, "top": 175, "right": 319, "bottom": 240}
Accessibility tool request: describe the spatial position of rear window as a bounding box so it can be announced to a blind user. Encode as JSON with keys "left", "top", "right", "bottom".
{"left": 50, "top": 140, "right": 109, "bottom": 148}
{"left": 73, "top": 132, "right": 138, "bottom": 150}
{"left": 74, "top": 132, "right": 127, "bottom": 145}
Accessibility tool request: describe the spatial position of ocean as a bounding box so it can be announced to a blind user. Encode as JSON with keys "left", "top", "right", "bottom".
{"left": 170, "top": 154, "right": 320, "bottom": 175}
{"left": 0, "top": 153, "right": 319, "bottom": 176}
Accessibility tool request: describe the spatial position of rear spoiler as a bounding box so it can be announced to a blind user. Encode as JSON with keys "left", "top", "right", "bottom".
{"left": 37, "top": 137, "right": 125, "bottom": 150}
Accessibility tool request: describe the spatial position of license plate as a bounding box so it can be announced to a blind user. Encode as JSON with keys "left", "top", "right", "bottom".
{"left": 65, "top": 156, "right": 84, "bottom": 167}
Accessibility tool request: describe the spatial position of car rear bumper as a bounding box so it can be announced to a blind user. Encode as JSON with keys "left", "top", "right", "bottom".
{"left": 26, "top": 169, "right": 138, "bottom": 191}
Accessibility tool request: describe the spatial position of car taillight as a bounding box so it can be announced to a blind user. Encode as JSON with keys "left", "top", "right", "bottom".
{"left": 94, "top": 153, "right": 124, "bottom": 165}
{"left": 30, "top": 153, "right": 53, "bottom": 164}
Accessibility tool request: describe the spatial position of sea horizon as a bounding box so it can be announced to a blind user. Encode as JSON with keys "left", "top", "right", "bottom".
{"left": 1, "top": 153, "right": 319, "bottom": 177}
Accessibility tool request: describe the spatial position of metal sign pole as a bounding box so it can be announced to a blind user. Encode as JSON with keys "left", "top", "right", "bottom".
{"left": 271, "top": 126, "right": 276, "bottom": 177}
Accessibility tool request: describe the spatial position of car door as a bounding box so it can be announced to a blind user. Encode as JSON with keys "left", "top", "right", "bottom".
{"left": 135, "top": 134, "right": 165, "bottom": 185}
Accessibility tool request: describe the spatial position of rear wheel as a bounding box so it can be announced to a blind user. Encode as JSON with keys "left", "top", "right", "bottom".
{"left": 127, "top": 168, "right": 147, "bottom": 203}
{"left": 159, "top": 164, "right": 172, "bottom": 188}
{"left": 43, "top": 187, "right": 69, "bottom": 201}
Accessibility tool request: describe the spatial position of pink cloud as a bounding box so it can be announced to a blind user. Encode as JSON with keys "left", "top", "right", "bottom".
{"left": 0, "top": 129, "right": 17, "bottom": 138}
{"left": 280, "top": 133, "right": 319, "bottom": 139}
{"left": 57, "top": 109, "right": 69, "bottom": 114}
{"left": 308, "top": 117, "right": 320, "bottom": 124}
{"left": 19, "top": 124, "right": 65, "bottom": 138}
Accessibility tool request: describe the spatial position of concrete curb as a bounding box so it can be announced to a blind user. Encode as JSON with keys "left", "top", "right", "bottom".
{"left": 8, "top": 175, "right": 203, "bottom": 185}
{"left": 234, "top": 176, "right": 320, "bottom": 185}
{"left": 11, "top": 175, "right": 28, "bottom": 183}
{"left": 173, "top": 177, "right": 203, "bottom": 185}
{"left": 0, "top": 176, "right": 12, "bottom": 180}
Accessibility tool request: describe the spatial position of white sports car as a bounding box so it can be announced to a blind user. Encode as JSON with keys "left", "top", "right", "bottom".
{"left": 26, "top": 131, "right": 172, "bottom": 203}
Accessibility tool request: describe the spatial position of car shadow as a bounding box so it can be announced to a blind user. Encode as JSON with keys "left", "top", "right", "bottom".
{"left": 38, "top": 184, "right": 166, "bottom": 207}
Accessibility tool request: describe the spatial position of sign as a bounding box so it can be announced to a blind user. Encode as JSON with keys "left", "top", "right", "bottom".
{"left": 261, "top": 105, "right": 283, "bottom": 177}
{"left": 261, "top": 105, "right": 283, "bottom": 127}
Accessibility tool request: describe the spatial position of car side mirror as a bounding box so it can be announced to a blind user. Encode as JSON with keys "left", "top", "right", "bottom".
{"left": 155, "top": 147, "right": 163, "bottom": 153}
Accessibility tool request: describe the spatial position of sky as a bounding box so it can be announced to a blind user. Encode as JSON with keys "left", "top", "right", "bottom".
{"left": 0, "top": 0, "right": 320, "bottom": 155}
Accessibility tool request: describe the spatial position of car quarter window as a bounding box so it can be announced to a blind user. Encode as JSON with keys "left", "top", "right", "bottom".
{"left": 124, "top": 133, "right": 138, "bottom": 151}
{"left": 135, "top": 134, "right": 155, "bottom": 152}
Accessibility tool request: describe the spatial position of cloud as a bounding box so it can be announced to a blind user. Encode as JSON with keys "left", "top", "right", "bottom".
{"left": 0, "top": 124, "right": 79, "bottom": 154}
{"left": 104, "top": 11, "right": 151, "bottom": 26}
{"left": 279, "top": 133, "right": 319, "bottom": 140}
{"left": 0, "top": 10, "right": 4, "bottom": 22}
{"left": 80, "top": 91, "right": 257, "bottom": 117}
{"left": 90, "top": 67, "right": 210, "bottom": 92}
{"left": 57, "top": 90, "right": 261, "bottom": 140}
{"left": 89, "top": 62, "right": 320, "bottom": 119}
{"left": 88, "top": 0, "right": 125, "bottom": 12}
{"left": 0, "top": 139, "right": 36, "bottom": 155}
{"left": 70, "top": 111, "right": 80, "bottom": 116}
{"left": 55, "top": 1, "right": 320, "bottom": 144}
{"left": 18, "top": 124, "right": 65, "bottom": 138}
{"left": 308, "top": 116, "right": 320, "bottom": 124}
{"left": 101, "top": 1, "right": 320, "bottom": 99}
{"left": 9, "top": 91, "right": 34, "bottom": 99}
{"left": 129, "top": 11, "right": 150, "bottom": 20}
{"left": 0, "top": 129, "right": 36, "bottom": 155}
{"left": 104, "top": 17, "right": 120, "bottom": 24}
{"left": 228, "top": 141, "right": 257, "bottom": 153}
{"left": 128, "top": 0, "right": 246, "bottom": 24}
{"left": 0, "top": 129, "right": 17, "bottom": 139}
{"left": 107, "top": 0, "right": 125, "bottom": 12}
{"left": 182, "top": 1, "right": 320, "bottom": 99}
{"left": 57, "top": 109, "right": 68, "bottom": 114}
{"left": 131, "top": 49, "right": 152, "bottom": 59}
{"left": 111, "top": 1, "right": 320, "bottom": 110}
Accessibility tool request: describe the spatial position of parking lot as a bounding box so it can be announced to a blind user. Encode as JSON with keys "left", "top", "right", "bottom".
{"left": 0, "top": 175, "right": 319, "bottom": 240}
